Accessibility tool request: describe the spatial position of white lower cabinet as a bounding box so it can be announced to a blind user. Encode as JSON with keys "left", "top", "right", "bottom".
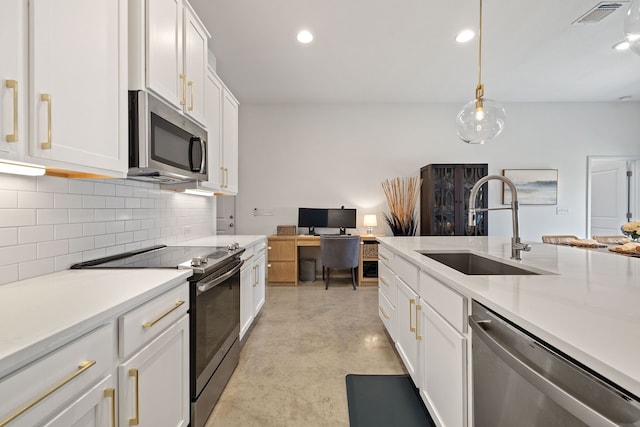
{"left": 240, "top": 239, "right": 267, "bottom": 341}
{"left": 43, "top": 374, "right": 117, "bottom": 427}
{"left": 253, "top": 252, "right": 266, "bottom": 315}
{"left": 420, "top": 300, "right": 467, "bottom": 427}
{"left": 119, "top": 314, "right": 190, "bottom": 427}
{"left": 240, "top": 257, "right": 254, "bottom": 340}
{"left": 396, "top": 278, "right": 420, "bottom": 384}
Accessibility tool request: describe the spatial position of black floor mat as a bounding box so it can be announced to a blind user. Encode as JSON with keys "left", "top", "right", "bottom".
{"left": 345, "top": 374, "right": 436, "bottom": 427}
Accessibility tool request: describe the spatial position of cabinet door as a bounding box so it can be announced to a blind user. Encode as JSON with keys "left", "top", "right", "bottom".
{"left": 240, "top": 263, "right": 254, "bottom": 341}
{"left": 202, "top": 68, "right": 223, "bottom": 190}
{"left": 420, "top": 302, "right": 467, "bottom": 427}
{"left": 147, "top": 0, "right": 183, "bottom": 108}
{"left": 221, "top": 90, "right": 239, "bottom": 193}
{"left": 0, "top": 0, "right": 26, "bottom": 161}
{"left": 29, "top": 0, "right": 127, "bottom": 175}
{"left": 253, "top": 254, "right": 266, "bottom": 315}
{"left": 396, "top": 279, "right": 420, "bottom": 384}
{"left": 44, "top": 375, "right": 116, "bottom": 427}
{"left": 119, "top": 315, "right": 189, "bottom": 427}
{"left": 183, "top": 4, "right": 208, "bottom": 125}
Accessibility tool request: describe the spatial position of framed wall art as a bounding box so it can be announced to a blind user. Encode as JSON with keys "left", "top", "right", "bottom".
{"left": 502, "top": 169, "right": 558, "bottom": 205}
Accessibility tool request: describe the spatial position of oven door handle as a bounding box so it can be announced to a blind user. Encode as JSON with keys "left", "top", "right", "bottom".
{"left": 197, "top": 260, "right": 244, "bottom": 293}
{"left": 469, "top": 315, "right": 621, "bottom": 427}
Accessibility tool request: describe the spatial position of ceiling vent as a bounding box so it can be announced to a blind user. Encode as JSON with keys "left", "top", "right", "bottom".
{"left": 573, "top": 2, "right": 628, "bottom": 24}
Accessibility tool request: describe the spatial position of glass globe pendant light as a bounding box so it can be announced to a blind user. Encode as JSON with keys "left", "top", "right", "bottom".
{"left": 625, "top": 0, "right": 640, "bottom": 55}
{"left": 456, "top": 0, "right": 505, "bottom": 144}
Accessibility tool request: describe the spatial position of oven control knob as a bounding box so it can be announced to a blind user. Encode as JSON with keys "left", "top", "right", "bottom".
{"left": 227, "top": 242, "right": 240, "bottom": 251}
{"left": 191, "top": 256, "right": 206, "bottom": 267}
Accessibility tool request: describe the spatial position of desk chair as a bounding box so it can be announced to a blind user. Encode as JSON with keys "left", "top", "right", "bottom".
{"left": 541, "top": 235, "right": 578, "bottom": 244}
{"left": 320, "top": 235, "right": 360, "bottom": 290}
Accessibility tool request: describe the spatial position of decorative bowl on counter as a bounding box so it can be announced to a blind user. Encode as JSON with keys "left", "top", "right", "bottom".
{"left": 621, "top": 221, "right": 640, "bottom": 242}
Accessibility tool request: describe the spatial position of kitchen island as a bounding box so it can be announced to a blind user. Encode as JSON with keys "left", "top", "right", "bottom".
{"left": 378, "top": 236, "right": 640, "bottom": 425}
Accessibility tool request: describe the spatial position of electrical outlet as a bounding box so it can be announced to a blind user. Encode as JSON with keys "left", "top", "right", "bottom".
{"left": 556, "top": 207, "right": 569, "bottom": 215}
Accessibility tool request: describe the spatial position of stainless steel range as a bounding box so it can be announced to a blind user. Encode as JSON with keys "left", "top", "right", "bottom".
{"left": 71, "top": 244, "right": 244, "bottom": 427}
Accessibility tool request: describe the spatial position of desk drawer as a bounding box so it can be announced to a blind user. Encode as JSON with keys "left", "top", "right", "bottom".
{"left": 267, "top": 261, "right": 296, "bottom": 283}
{"left": 267, "top": 239, "right": 296, "bottom": 261}
{"left": 0, "top": 324, "right": 115, "bottom": 427}
{"left": 119, "top": 283, "right": 189, "bottom": 359}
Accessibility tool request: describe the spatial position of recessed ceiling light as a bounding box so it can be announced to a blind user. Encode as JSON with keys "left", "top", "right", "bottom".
{"left": 613, "top": 40, "right": 631, "bottom": 50}
{"left": 297, "top": 30, "right": 313, "bottom": 44}
{"left": 456, "top": 30, "right": 475, "bottom": 43}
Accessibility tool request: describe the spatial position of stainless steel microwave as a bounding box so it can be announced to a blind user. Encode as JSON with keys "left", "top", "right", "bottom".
{"left": 128, "top": 90, "right": 208, "bottom": 183}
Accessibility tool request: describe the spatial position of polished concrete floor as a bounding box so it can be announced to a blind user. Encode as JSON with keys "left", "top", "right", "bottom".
{"left": 205, "top": 280, "right": 406, "bottom": 426}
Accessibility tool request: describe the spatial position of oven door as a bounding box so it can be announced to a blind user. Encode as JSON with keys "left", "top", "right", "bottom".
{"left": 191, "top": 259, "right": 243, "bottom": 398}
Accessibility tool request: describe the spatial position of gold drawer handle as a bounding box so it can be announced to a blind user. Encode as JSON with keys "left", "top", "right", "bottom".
{"left": 267, "top": 264, "right": 272, "bottom": 268}
{"left": 129, "top": 369, "right": 140, "bottom": 425}
{"left": 104, "top": 388, "right": 116, "bottom": 427}
{"left": 415, "top": 305, "right": 422, "bottom": 341}
{"left": 188, "top": 81, "right": 194, "bottom": 111}
{"left": 5, "top": 80, "right": 18, "bottom": 142}
{"left": 378, "top": 253, "right": 388, "bottom": 261}
{"left": 40, "top": 93, "right": 51, "bottom": 149}
{"left": 379, "top": 276, "right": 389, "bottom": 287}
{"left": 142, "top": 300, "right": 185, "bottom": 328}
{"left": 0, "top": 360, "right": 96, "bottom": 427}
{"left": 179, "top": 74, "right": 186, "bottom": 106}
{"left": 409, "top": 299, "right": 416, "bottom": 332}
{"left": 379, "top": 305, "right": 390, "bottom": 320}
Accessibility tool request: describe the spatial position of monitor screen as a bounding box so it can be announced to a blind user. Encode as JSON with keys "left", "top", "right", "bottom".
{"left": 327, "top": 208, "right": 357, "bottom": 229}
{"left": 298, "top": 208, "right": 328, "bottom": 228}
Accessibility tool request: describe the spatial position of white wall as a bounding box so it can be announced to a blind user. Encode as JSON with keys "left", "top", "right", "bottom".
{"left": 0, "top": 175, "right": 215, "bottom": 285}
{"left": 236, "top": 102, "right": 640, "bottom": 241}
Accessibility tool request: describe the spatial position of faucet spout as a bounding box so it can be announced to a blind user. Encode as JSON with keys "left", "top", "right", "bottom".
{"left": 468, "top": 175, "right": 531, "bottom": 260}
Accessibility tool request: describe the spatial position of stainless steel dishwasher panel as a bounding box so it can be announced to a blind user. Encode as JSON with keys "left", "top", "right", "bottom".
{"left": 469, "top": 301, "right": 640, "bottom": 427}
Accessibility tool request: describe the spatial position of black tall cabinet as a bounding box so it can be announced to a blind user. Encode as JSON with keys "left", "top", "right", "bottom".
{"left": 420, "top": 164, "right": 489, "bottom": 236}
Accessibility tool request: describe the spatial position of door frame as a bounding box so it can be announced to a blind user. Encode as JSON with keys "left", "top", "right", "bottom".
{"left": 586, "top": 155, "right": 640, "bottom": 238}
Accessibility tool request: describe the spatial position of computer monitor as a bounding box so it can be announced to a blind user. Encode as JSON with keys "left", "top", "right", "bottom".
{"left": 327, "top": 208, "right": 357, "bottom": 234}
{"left": 298, "top": 208, "right": 328, "bottom": 235}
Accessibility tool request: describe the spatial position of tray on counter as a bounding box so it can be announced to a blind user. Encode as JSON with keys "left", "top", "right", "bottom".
{"left": 609, "top": 243, "right": 640, "bottom": 257}
{"left": 561, "top": 239, "right": 607, "bottom": 248}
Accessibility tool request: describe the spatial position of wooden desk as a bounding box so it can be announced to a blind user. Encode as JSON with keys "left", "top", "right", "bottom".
{"left": 266, "top": 234, "right": 381, "bottom": 286}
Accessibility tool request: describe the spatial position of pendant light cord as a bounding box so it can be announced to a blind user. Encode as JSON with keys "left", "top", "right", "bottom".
{"left": 478, "top": 0, "right": 483, "bottom": 88}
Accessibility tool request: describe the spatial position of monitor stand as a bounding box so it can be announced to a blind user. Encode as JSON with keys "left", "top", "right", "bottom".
{"left": 307, "top": 226, "right": 317, "bottom": 236}
{"left": 339, "top": 227, "right": 346, "bottom": 235}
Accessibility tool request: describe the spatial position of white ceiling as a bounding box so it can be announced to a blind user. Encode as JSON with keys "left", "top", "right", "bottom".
{"left": 189, "top": 0, "right": 640, "bottom": 104}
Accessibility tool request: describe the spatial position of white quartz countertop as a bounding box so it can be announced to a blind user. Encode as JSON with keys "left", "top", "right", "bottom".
{"left": 0, "top": 268, "right": 191, "bottom": 379}
{"left": 378, "top": 236, "right": 640, "bottom": 397}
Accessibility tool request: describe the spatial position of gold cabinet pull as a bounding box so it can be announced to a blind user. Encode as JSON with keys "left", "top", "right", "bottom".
{"left": 0, "top": 360, "right": 95, "bottom": 427}
{"left": 129, "top": 369, "right": 140, "bottom": 425}
{"left": 409, "top": 299, "right": 416, "bottom": 332}
{"left": 179, "top": 74, "right": 186, "bottom": 106}
{"left": 142, "top": 300, "right": 185, "bottom": 328}
{"left": 267, "top": 264, "right": 271, "bottom": 268}
{"left": 379, "top": 305, "right": 390, "bottom": 320}
{"left": 104, "top": 388, "right": 116, "bottom": 427}
{"left": 379, "top": 276, "right": 389, "bottom": 287}
{"left": 188, "top": 81, "right": 194, "bottom": 111}
{"left": 40, "top": 94, "right": 51, "bottom": 149}
{"left": 224, "top": 168, "right": 229, "bottom": 188}
{"left": 5, "top": 80, "right": 18, "bottom": 142}
{"left": 378, "top": 253, "right": 388, "bottom": 261}
{"left": 415, "top": 305, "right": 422, "bottom": 341}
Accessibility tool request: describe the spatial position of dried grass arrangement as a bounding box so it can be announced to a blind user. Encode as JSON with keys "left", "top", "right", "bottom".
{"left": 381, "top": 177, "right": 422, "bottom": 236}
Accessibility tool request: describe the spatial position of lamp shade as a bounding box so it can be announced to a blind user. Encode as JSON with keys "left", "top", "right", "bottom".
{"left": 363, "top": 215, "right": 378, "bottom": 227}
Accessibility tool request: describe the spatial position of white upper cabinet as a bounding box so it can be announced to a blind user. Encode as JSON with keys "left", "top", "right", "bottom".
{"left": 221, "top": 89, "right": 239, "bottom": 193}
{"left": 202, "top": 67, "right": 223, "bottom": 190}
{"left": 0, "top": 0, "right": 26, "bottom": 162}
{"left": 29, "top": 0, "right": 127, "bottom": 176}
{"left": 134, "top": 0, "right": 209, "bottom": 126}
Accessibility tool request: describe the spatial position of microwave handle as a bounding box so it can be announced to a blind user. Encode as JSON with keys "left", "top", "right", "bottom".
{"left": 188, "top": 137, "right": 206, "bottom": 173}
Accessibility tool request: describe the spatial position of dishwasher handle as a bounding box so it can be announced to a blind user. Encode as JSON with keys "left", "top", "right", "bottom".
{"left": 470, "top": 315, "right": 627, "bottom": 427}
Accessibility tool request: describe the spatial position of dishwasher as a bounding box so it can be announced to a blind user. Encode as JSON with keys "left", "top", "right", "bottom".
{"left": 469, "top": 301, "right": 640, "bottom": 427}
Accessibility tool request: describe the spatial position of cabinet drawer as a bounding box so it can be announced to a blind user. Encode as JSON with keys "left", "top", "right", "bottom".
{"left": 378, "top": 288, "right": 395, "bottom": 340}
{"left": 378, "top": 262, "right": 397, "bottom": 307}
{"left": 267, "top": 239, "right": 296, "bottom": 261}
{"left": 119, "top": 283, "right": 189, "bottom": 359}
{"left": 378, "top": 245, "right": 394, "bottom": 268}
{"left": 420, "top": 270, "right": 467, "bottom": 333}
{"left": 395, "top": 255, "right": 419, "bottom": 293}
{"left": 0, "top": 324, "right": 115, "bottom": 427}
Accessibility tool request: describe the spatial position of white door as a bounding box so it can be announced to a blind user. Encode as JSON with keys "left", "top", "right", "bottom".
{"left": 30, "top": 0, "right": 126, "bottom": 175}
{"left": 216, "top": 195, "right": 236, "bottom": 234}
{"left": 590, "top": 159, "right": 632, "bottom": 235}
{"left": 0, "top": 0, "right": 26, "bottom": 161}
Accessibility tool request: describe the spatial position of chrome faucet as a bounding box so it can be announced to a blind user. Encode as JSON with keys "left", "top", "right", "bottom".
{"left": 468, "top": 175, "right": 531, "bottom": 260}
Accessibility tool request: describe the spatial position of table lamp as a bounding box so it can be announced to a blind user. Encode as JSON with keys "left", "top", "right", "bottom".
{"left": 363, "top": 215, "right": 378, "bottom": 235}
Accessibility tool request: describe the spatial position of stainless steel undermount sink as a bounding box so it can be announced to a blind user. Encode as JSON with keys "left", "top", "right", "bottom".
{"left": 419, "top": 252, "right": 542, "bottom": 276}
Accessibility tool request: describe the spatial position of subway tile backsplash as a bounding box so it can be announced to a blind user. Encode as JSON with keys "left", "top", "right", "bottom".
{"left": 0, "top": 174, "right": 215, "bottom": 285}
